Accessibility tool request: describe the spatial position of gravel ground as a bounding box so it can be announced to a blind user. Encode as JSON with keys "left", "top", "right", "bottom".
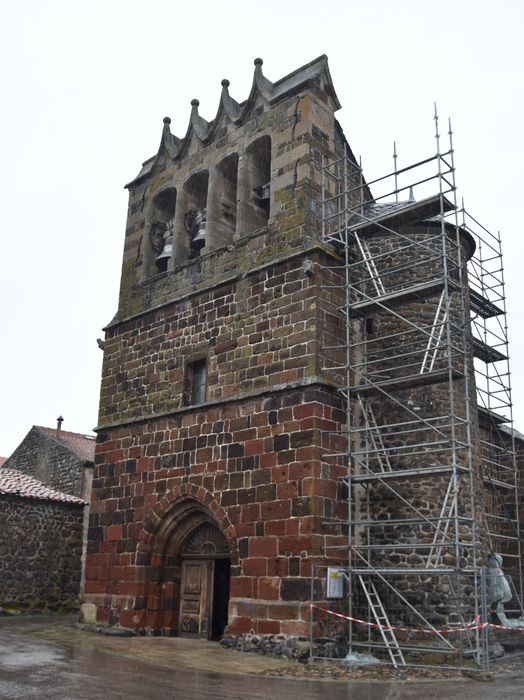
{"left": 256, "top": 652, "right": 524, "bottom": 683}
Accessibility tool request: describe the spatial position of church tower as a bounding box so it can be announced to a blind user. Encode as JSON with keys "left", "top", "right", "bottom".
{"left": 84, "top": 56, "right": 351, "bottom": 641}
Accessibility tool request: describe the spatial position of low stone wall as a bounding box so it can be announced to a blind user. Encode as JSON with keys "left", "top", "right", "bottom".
{"left": 0, "top": 494, "right": 84, "bottom": 613}
{"left": 221, "top": 633, "right": 348, "bottom": 661}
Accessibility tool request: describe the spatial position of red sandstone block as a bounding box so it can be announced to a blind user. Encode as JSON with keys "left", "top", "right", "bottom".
{"left": 227, "top": 617, "right": 253, "bottom": 634}
{"left": 295, "top": 446, "right": 321, "bottom": 461}
{"left": 230, "top": 577, "right": 254, "bottom": 598}
{"left": 300, "top": 559, "right": 313, "bottom": 577}
{"left": 104, "top": 498, "right": 118, "bottom": 513}
{"left": 84, "top": 581, "right": 108, "bottom": 594}
{"left": 257, "top": 577, "right": 280, "bottom": 600}
{"left": 302, "top": 478, "right": 337, "bottom": 498}
{"left": 86, "top": 553, "right": 107, "bottom": 568}
{"left": 256, "top": 426, "right": 272, "bottom": 438}
{"left": 236, "top": 601, "right": 268, "bottom": 618}
{"left": 271, "top": 466, "right": 288, "bottom": 483}
{"left": 243, "top": 558, "right": 267, "bottom": 576}
{"left": 259, "top": 453, "right": 277, "bottom": 469}
{"left": 265, "top": 519, "right": 287, "bottom": 536}
{"left": 257, "top": 619, "right": 281, "bottom": 634}
{"left": 88, "top": 500, "right": 105, "bottom": 513}
{"left": 267, "top": 603, "right": 299, "bottom": 621}
{"left": 120, "top": 609, "right": 144, "bottom": 628}
{"left": 298, "top": 417, "right": 316, "bottom": 430}
{"left": 109, "top": 566, "right": 123, "bottom": 580}
{"left": 280, "top": 620, "right": 309, "bottom": 635}
{"left": 96, "top": 607, "right": 109, "bottom": 623}
{"left": 251, "top": 412, "right": 268, "bottom": 427}
{"left": 146, "top": 611, "right": 161, "bottom": 629}
{"left": 236, "top": 522, "right": 256, "bottom": 537}
{"left": 285, "top": 518, "right": 300, "bottom": 535}
{"left": 289, "top": 461, "right": 321, "bottom": 480}
{"left": 96, "top": 440, "right": 118, "bottom": 454}
{"left": 298, "top": 516, "right": 319, "bottom": 534}
{"left": 245, "top": 439, "right": 264, "bottom": 456}
{"left": 249, "top": 537, "right": 278, "bottom": 557}
{"left": 267, "top": 557, "right": 288, "bottom": 577}
{"left": 226, "top": 505, "right": 241, "bottom": 524}
{"left": 276, "top": 482, "right": 297, "bottom": 499}
{"left": 278, "top": 534, "right": 321, "bottom": 555}
{"left": 116, "top": 582, "right": 140, "bottom": 596}
{"left": 260, "top": 500, "right": 291, "bottom": 521}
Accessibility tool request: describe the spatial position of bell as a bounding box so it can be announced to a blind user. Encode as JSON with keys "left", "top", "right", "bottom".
{"left": 254, "top": 182, "right": 270, "bottom": 207}
{"left": 191, "top": 210, "right": 206, "bottom": 248}
{"left": 155, "top": 227, "right": 173, "bottom": 270}
{"left": 259, "top": 182, "right": 270, "bottom": 201}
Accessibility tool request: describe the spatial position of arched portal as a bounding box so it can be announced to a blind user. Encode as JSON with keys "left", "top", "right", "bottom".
{"left": 178, "top": 524, "right": 230, "bottom": 640}
{"left": 158, "top": 512, "right": 231, "bottom": 640}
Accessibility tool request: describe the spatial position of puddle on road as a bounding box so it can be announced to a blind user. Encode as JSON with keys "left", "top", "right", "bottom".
{"left": 1, "top": 643, "right": 63, "bottom": 669}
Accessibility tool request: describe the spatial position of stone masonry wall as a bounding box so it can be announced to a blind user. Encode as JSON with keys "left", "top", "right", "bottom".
{"left": 86, "top": 385, "right": 347, "bottom": 634}
{"left": 99, "top": 246, "right": 348, "bottom": 427}
{"left": 0, "top": 495, "right": 84, "bottom": 612}
{"left": 5, "top": 428, "right": 86, "bottom": 499}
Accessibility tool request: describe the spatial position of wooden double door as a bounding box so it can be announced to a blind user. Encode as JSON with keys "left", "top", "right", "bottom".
{"left": 178, "top": 557, "right": 230, "bottom": 639}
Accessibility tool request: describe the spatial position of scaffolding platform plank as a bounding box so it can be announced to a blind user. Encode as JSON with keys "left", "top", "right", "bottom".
{"left": 483, "top": 476, "right": 516, "bottom": 490}
{"left": 351, "top": 567, "right": 457, "bottom": 575}
{"left": 348, "top": 278, "right": 454, "bottom": 315}
{"left": 346, "top": 194, "right": 454, "bottom": 235}
{"left": 472, "top": 337, "right": 507, "bottom": 363}
{"left": 351, "top": 369, "right": 463, "bottom": 395}
{"left": 351, "top": 464, "right": 468, "bottom": 484}
{"left": 469, "top": 289, "right": 504, "bottom": 318}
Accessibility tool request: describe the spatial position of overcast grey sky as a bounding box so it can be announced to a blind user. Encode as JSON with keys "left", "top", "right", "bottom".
{"left": 1, "top": 0, "right": 523, "bottom": 457}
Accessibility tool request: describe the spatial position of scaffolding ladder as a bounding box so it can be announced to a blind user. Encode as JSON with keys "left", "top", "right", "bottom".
{"left": 358, "top": 575, "right": 406, "bottom": 667}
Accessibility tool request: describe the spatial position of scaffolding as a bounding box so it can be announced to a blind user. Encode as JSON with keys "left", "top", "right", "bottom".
{"left": 313, "top": 111, "right": 522, "bottom": 670}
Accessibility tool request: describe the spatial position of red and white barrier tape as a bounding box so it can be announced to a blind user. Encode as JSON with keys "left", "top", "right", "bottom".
{"left": 311, "top": 603, "right": 524, "bottom": 633}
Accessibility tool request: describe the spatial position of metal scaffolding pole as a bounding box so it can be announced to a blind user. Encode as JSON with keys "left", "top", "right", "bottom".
{"left": 312, "top": 114, "right": 522, "bottom": 670}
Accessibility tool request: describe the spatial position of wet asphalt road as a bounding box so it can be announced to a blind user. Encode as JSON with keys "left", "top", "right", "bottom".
{"left": 1, "top": 616, "right": 524, "bottom": 700}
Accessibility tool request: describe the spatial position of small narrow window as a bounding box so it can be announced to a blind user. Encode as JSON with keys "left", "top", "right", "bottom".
{"left": 186, "top": 359, "right": 207, "bottom": 405}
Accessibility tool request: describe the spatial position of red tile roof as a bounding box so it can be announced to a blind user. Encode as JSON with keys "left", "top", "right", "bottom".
{"left": 0, "top": 469, "right": 86, "bottom": 505}
{"left": 35, "top": 426, "right": 95, "bottom": 463}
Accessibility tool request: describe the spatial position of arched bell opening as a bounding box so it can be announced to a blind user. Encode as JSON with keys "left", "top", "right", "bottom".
{"left": 148, "top": 187, "right": 177, "bottom": 276}
{"left": 183, "top": 171, "right": 209, "bottom": 260}
{"left": 210, "top": 153, "right": 238, "bottom": 249}
{"left": 157, "top": 508, "right": 231, "bottom": 640}
{"left": 243, "top": 135, "right": 271, "bottom": 234}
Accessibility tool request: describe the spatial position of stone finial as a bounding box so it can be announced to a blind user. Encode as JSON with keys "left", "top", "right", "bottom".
{"left": 161, "top": 115, "right": 180, "bottom": 157}
{"left": 220, "top": 78, "right": 242, "bottom": 123}
{"left": 253, "top": 57, "right": 273, "bottom": 101}
{"left": 190, "top": 99, "right": 210, "bottom": 140}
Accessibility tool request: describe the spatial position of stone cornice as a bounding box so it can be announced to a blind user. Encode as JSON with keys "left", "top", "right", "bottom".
{"left": 93, "top": 376, "right": 340, "bottom": 434}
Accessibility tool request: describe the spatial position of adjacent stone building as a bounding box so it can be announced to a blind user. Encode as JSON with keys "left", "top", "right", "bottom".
{"left": 2, "top": 422, "right": 96, "bottom": 603}
{"left": 3, "top": 422, "right": 95, "bottom": 501}
{"left": 84, "top": 54, "right": 522, "bottom": 656}
{"left": 0, "top": 469, "right": 85, "bottom": 613}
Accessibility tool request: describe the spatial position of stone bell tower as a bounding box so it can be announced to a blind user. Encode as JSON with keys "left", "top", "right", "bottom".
{"left": 84, "top": 56, "right": 354, "bottom": 644}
